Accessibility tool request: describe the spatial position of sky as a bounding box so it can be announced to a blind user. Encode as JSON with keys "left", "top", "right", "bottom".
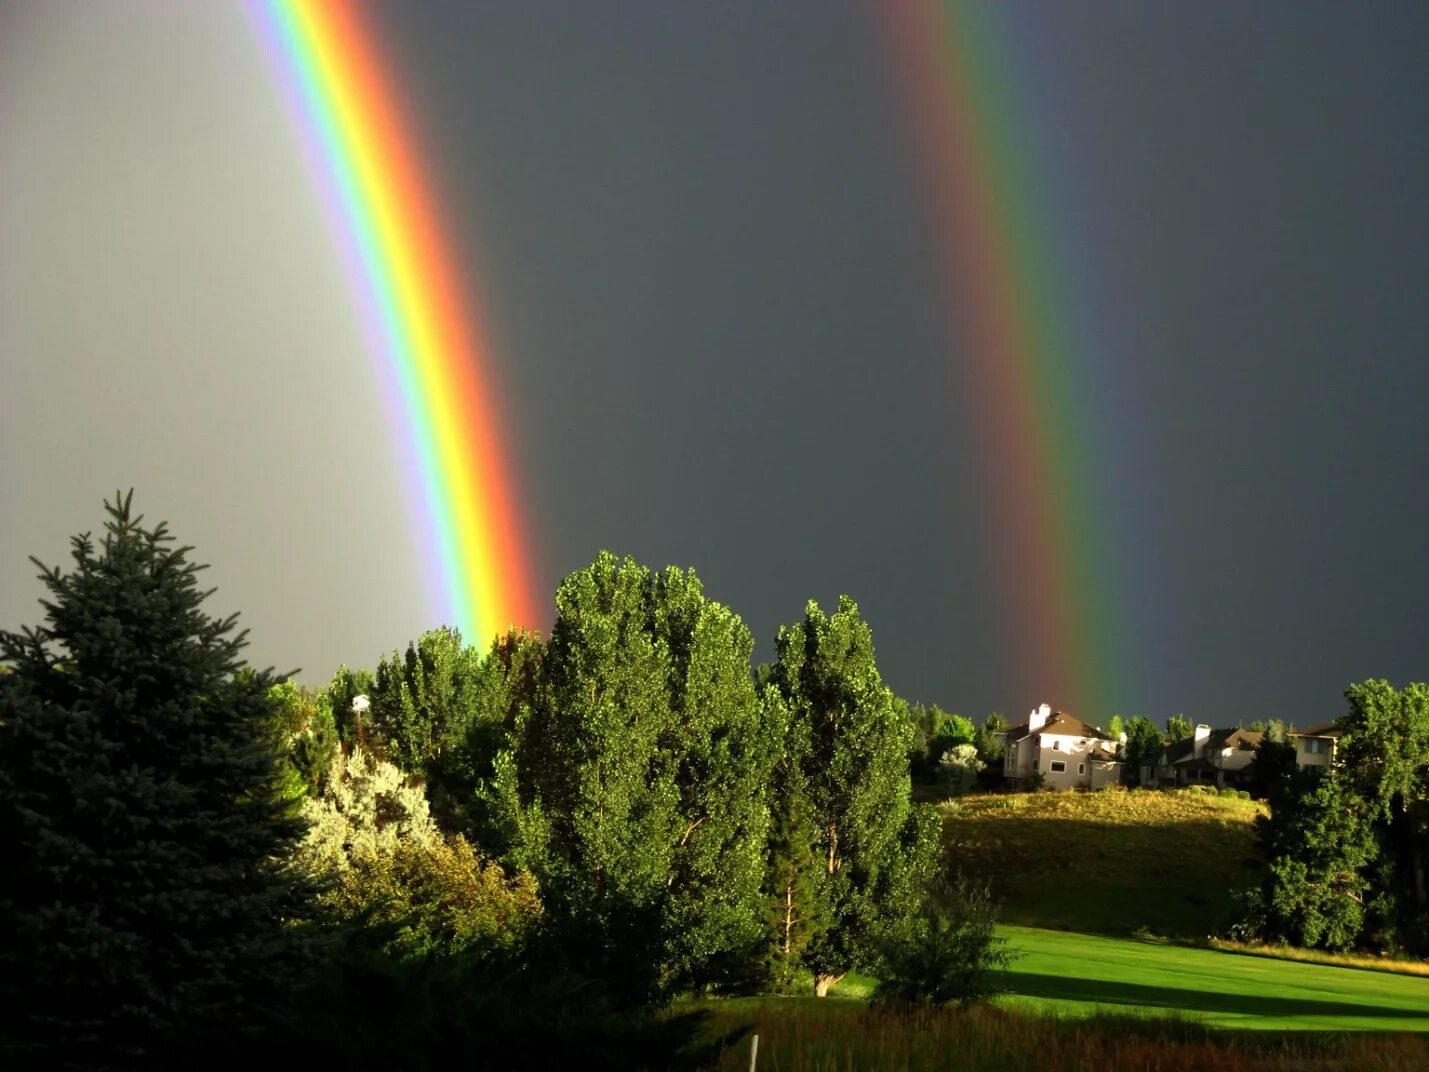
{"left": 2, "top": 1, "right": 1426, "bottom": 728}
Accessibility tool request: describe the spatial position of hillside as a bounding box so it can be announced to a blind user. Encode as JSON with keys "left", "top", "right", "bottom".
{"left": 941, "top": 788, "right": 1266, "bottom": 939}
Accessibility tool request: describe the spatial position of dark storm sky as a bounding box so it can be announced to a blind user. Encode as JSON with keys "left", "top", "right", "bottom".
{"left": 2, "top": 2, "right": 1426, "bottom": 727}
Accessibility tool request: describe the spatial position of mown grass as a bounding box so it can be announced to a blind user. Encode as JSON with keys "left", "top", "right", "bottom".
{"left": 996, "top": 926, "right": 1429, "bottom": 1032}
{"left": 941, "top": 788, "right": 1265, "bottom": 938}
{"left": 687, "top": 1000, "right": 1429, "bottom": 1071}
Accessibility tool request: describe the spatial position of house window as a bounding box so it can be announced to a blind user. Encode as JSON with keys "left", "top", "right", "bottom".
{"left": 1305, "top": 738, "right": 1325, "bottom": 754}
{"left": 1077, "top": 763, "right": 1085, "bottom": 775}
{"left": 1049, "top": 760, "right": 1066, "bottom": 773}
{"left": 1032, "top": 759, "right": 1038, "bottom": 771}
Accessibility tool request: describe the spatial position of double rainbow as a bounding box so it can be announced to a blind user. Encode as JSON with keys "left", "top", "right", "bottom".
{"left": 882, "top": 1, "right": 1128, "bottom": 715}
{"left": 250, "top": 0, "right": 537, "bottom": 647}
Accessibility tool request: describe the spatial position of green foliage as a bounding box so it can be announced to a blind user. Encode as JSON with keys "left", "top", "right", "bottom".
{"left": 873, "top": 873, "right": 1015, "bottom": 1009}
{"left": 269, "top": 680, "right": 340, "bottom": 798}
{"left": 975, "top": 712, "right": 1006, "bottom": 768}
{"left": 1120, "top": 717, "right": 1165, "bottom": 785}
{"left": 1107, "top": 714, "right": 1125, "bottom": 740}
{"left": 494, "top": 552, "right": 774, "bottom": 1000}
{"left": 1260, "top": 773, "right": 1376, "bottom": 950}
{"left": 326, "top": 663, "right": 376, "bottom": 746}
{"left": 928, "top": 708, "right": 975, "bottom": 762}
{"left": 369, "top": 625, "right": 483, "bottom": 774}
{"left": 1165, "top": 714, "right": 1194, "bottom": 742}
{"left": 0, "top": 493, "right": 313, "bottom": 1059}
{"left": 938, "top": 743, "right": 984, "bottom": 796}
{"left": 768, "top": 595, "right": 941, "bottom": 994}
{"left": 763, "top": 733, "right": 831, "bottom": 993}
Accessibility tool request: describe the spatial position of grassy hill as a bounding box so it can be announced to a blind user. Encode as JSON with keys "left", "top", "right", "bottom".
{"left": 940, "top": 788, "right": 1265, "bottom": 939}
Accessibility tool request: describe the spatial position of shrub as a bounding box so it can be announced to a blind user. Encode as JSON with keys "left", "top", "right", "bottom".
{"left": 937, "top": 743, "right": 984, "bottom": 796}
{"left": 873, "top": 873, "right": 1016, "bottom": 1009}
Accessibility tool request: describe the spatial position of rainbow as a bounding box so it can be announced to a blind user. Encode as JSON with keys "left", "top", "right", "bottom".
{"left": 881, "top": 2, "right": 1130, "bottom": 716}
{"left": 249, "top": 0, "right": 537, "bottom": 647}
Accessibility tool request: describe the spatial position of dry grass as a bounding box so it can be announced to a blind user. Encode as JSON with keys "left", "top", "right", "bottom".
{"left": 690, "top": 1000, "right": 1429, "bottom": 1072}
{"left": 941, "top": 788, "right": 1266, "bottom": 938}
{"left": 1209, "top": 938, "right": 1429, "bottom": 979}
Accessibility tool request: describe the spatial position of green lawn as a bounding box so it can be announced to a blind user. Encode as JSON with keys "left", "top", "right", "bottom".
{"left": 997, "top": 925, "right": 1429, "bottom": 1031}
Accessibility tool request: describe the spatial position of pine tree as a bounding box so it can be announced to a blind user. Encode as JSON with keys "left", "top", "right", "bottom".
{"left": 0, "top": 493, "right": 313, "bottom": 1059}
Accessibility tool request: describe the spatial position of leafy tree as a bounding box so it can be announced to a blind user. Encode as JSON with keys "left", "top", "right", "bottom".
{"left": 295, "top": 744, "right": 539, "bottom": 960}
{"left": 975, "top": 712, "right": 1006, "bottom": 768}
{"left": 269, "top": 680, "right": 340, "bottom": 799}
{"left": 1261, "top": 773, "right": 1377, "bottom": 950}
{"left": 873, "top": 873, "right": 1015, "bottom": 1009}
{"left": 768, "top": 596, "right": 941, "bottom": 996}
{"left": 369, "top": 625, "right": 482, "bottom": 774}
{"left": 0, "top": 493, "right": 313, "bottom": 1059}
{"left": 928, "top": 709, "right": 976, "bottom": 762}
{"left": 1339, "top": 680, "right": 1429, "bottom": 954}
{"left": 1107, "top": 714, "right": 1124, "bottom": 740}
{"left": 1120, "top": 716, "right": 1165, "bottom": 785}
{"left": 938, "top": 743, "right": 984, "bottom": 796}
{"left": 1166, "top": 714, "right": 1194, "bottom": 742}
{"left": 326, "top": 663, "right": 376, "bottom": 747}
{"left": 493, "top": 553, "right": 774, "bottom": 999}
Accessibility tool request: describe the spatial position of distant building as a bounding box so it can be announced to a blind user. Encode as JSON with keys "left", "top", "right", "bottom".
{"left": 999, "top": 703, "right": 1122, "bottom": 791}
{"left": 1148, "top": 725, "right": 1262, "bottom": 788}
{"left": 1286, "top": 720, "right": 1343, "bottom": 769}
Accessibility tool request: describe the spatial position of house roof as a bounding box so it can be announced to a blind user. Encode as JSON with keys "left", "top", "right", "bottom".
{"left": 1088, "top": 745, "right": 1121, "bottom": 762}
{"left": 1161, "top": 737, "right": 1198, "bottom": 765}
{"left": 1002, "top": 710, "right": 1116, "bottom": 744}
{"left": 1289, "top": 720, "right": 1343, "bottom": 738}
{"left": 1208, "top": 728, "right": 1262, "bottom": 752}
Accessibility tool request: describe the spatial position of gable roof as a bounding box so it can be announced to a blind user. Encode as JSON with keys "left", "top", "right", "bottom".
{"left": 1289, "top": 720, "right": 1343, "bottom": 738}
{"left": 1208, "top": 728, "right": 1262, "bottom": 752}
{"left": 1002, "top": 710, "right": 1116, "bottom": 744}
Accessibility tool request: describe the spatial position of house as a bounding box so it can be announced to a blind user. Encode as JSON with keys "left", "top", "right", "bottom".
{"left": 1287, "top": 720, "right": 1343, "bottom": 769}
{"left": 1150, "top": 725, "right": 1263, "bottom": 788}
{"left": 1000, "top": 704, "right": 1122, "bottom": 790}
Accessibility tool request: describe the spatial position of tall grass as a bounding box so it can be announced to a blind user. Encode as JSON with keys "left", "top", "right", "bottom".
{"left": 1208, "top": 938, "right": 1429, "bottom": 979}
{"left": 690, "top": 1000, "right": 1429, "bottom": 1072}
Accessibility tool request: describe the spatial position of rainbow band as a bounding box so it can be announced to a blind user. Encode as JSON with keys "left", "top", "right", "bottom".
{"left": 883, "top": 1, "right": 1124, "bottom": 715}
{"left": 250, "top": 0, "right": 536, "bottom": 646}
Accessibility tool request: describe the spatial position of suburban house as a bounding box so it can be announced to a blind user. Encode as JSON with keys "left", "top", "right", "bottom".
{"left": 1287, "top": 720, "right": 1343, "bottom": 769}
{"left": 1147, "top": 725, "right": 1262, "bottom": 788}
{"left": 1000, "top": 704, "right": 1122, "bottom": 790}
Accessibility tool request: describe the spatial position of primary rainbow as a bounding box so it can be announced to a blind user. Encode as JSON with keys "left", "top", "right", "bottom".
{"left": 249, "top": 0, "right": 537, "bottom": 647}
{"left": 881, "top": 1, "right": 1129, "bottom": 716}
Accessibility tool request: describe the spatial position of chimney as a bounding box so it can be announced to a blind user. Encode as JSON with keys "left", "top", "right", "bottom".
{"left": 1194, "top": 723, "right": 1211, "bottom": 744}
{"left": 1029, "top": 703, "right": 1051, "bottom": 733}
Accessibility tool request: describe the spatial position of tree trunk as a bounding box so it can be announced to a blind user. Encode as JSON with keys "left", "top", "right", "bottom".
{"left": 782, "top": 881, "right": 794, "bottom": 958}
{"left": 814, "top": 973, "right": 845, "bottom": 998}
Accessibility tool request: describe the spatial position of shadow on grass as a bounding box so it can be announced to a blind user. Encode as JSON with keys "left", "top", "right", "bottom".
{"left": 999, "top": 971, "right": 1425, "bottom": 1022}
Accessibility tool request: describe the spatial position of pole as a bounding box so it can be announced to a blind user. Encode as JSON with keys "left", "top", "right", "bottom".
{"left": 748, "top": 1032, "right": 759, "bottom": 1072}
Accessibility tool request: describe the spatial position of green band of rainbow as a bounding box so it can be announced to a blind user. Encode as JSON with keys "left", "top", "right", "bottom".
{"left": 251, "top": 0, "right": 537, "bottom": 647}
{"left": 883, "top": 1, "right": 1126, "bottom": 715}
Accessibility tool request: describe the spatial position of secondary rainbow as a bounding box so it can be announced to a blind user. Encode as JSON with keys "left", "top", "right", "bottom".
{"left": 249, "top": 0, "right": 537, "bottom": 647}
{"left": 881, "top": 1, "right": 1129, "bottom": 716}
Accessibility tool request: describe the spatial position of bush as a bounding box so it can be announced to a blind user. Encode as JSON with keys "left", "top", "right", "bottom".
{"left": 937, "top": 744, "right": 984, "bottom": 796}
{"left": 873, "top": 873, "right": 1016, "bottom": 1009}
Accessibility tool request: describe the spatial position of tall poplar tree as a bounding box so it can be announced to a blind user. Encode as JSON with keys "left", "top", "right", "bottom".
{"left": 0, "top": 494, "right": 311, "bottom": 1059}
{"left": 768, "top": 596, "right": 940, "bottom": 996}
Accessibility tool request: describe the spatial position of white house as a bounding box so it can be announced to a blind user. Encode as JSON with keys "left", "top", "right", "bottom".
{"left": 1149, "top": 724, "right": 1262, "bottom": 788}
{"left": 1287, "top": 720, "right": 1342, "bottom": 769}
{"left": 1000, "top": 704, "right": 1121, "bottom": 790}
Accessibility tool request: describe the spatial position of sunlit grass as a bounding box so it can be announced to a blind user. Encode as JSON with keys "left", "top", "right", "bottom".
{"left": 1208, "top": 938, "right": 1429, "bottom": 979}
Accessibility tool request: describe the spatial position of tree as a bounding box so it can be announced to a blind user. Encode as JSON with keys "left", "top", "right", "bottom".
{"left": 873, "top": 873, "right": 1015, "bottom": 1009}
{"left": 1120, "top": 717, "right": 1165, "bottom": 785}
{"left": 268, "top": 680, "right": 340, "bottom": 799}
{"left": 369, "top": 625, "right": 483, "bottom": 775}
{"left": 1166, "top": 714, "right": 1194, "bottom": 742}
{"left": 492, "top": 553, "right": 774, "bottom": 999}
{"left": 1339, "top": 680, "right": 1429, "bottom": 954}
{"left": 0, "top": 493, "right": 313, "bottom": 1059}
{"left": 975, "top": 712, "right": 1006, "bottom": 768}
{"left": 1107, "top": 714, "right": 1125, "bottom": 741}
{"left": 938, "top": 743, "right": 983, "bottom": 796}
{"left": 767, "top": 596, "right": 941, "bottom": 996}
{"left": 928, "top": 709, "right": 976, "bottom": 763}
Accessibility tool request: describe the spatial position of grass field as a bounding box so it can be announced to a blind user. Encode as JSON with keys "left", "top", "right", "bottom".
{"left": 942, "top": 788, "right": 1265, "bottom": 938}
{"left": 996, "top": 926, "right": 1429, "bottom": 1032}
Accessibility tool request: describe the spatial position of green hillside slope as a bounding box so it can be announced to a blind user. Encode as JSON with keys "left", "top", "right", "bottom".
{"left": 942, "top": 788, "right": 1265, "bottom": 938}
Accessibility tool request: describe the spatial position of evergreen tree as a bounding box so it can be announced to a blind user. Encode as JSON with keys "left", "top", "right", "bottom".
{"left": 1121, "top": 717, "right": 1165, "bottom": 785}
{"left": 769, "top": 596, "right": 941, "bottom": 996}
{"left": 0, "top": 493, "right": 312, "bottom": 1059}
